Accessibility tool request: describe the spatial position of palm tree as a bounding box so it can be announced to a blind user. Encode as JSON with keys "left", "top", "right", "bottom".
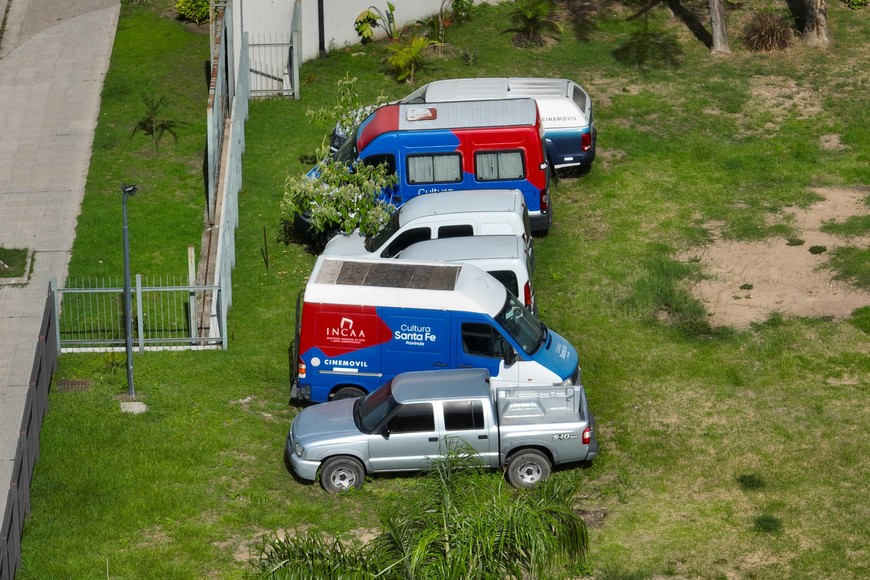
{"left": 502, "top": 0, "right": 564, "bottom": 47}
{"left": 253, "top": 451, "right": 589, "bottom": 579}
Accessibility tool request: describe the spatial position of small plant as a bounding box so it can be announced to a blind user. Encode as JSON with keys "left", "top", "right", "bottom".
{"left": 175, "top": 0, "right": 209, "bottom": 24}
{"left": 739, "top": 283, "right": 753, "bottom": 291}
{"left": 503, "top": 0, "right": 564, "bottom": 48}
{"left": 809, "top": 245, "right": 827, "bottom": 255}
{"left": 132, "top": 95, "right": 183, "bottom": 149}
{"left": 354, "top": 2, "right": 400, "bottom": 45}
{"left": 461, "top": 46, "right": 479, "bottom": 65}
{"left": 840, "top": 0, "right": 868, "bottom": 8}
{"left": 384, "top": 35, "right": 440, "bottom": 83}
{"left": 786, "top": 237, "right": 805, "bottom": 246}
{"left": 743, "top": 12, "right": 793, "bottom": 52}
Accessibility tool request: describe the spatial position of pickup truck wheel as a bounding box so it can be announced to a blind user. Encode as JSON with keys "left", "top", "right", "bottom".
{"left": 320, "top": 457, "right": 365, "bottom": 492}
{"left": 333, "top": 386, "right": 366, "bottom": 400}
{"left": 507, "top": 450, "right": 551, "bottom": 488}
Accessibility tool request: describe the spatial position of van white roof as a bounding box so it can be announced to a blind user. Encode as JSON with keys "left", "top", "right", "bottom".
{"left": 420, "top": 77, "right": 572, "bottom": 101}
{"left": 397, "top": 189, "right": 525, "bottom": 227}
{"left": 396, "top": 235, "right": 523, "bottom": 263}
{"left": 395, "top": 98, "right": 537, "bottom": 131}
{"left": 308, "top": 256, "right": 506, "bottom": 315}
{"left": 408, "top": 77, "right": 590, "bottom": 128}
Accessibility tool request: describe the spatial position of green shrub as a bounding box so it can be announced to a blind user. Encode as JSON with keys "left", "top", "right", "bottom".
{"left": 840, "top": 0, "right": 868, "bottom": 9}
{"left": 175, "top": 0, "right": 209, "bottom": 24}
{"left": 743, "top": 12, "right": 793, "bottom": 51}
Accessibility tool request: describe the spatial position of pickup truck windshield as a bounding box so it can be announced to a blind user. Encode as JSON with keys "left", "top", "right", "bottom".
{"left": 357, "top": 381, "right": 400, "bottom": 433}
{"left": 496, "top": 294, "right": 547, "bottom": 355}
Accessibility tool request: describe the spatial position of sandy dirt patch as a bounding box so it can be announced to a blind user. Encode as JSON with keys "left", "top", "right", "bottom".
{"left": 682, "top": 186, "right": 870, "bottom": 328}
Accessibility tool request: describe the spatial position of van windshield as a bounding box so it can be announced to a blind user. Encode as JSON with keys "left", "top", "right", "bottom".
{"left": 332, "top": 126, "right": 359, "bottom": 164}
{"left": 356, "top": 381, "right": 399, "bottom": 433}
{"left": 365, "top": 211, "right": 402, "bottom": 252}
{"left": 496, "top": 293, "right": 546, "bottom": 355}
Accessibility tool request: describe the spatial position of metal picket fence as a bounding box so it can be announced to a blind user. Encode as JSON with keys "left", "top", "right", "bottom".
{"left": 52, "top": 275, "right": 223, "bottom": 353}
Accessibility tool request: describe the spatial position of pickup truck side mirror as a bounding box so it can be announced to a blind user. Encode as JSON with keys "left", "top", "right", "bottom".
{"left": 380, "top": 425, "right": 390, "bottom": 439}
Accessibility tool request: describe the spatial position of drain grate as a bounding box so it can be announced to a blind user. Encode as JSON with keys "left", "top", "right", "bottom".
{"left": 56, "top": 379, "right": 92, "bottom": 392}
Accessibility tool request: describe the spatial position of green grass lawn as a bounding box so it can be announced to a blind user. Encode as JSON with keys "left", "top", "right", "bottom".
{"left": 18, "top": 0, "right": 870, "bottom": 578}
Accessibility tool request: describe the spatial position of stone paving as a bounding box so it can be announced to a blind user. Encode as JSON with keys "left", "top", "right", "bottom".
{"left": 0, "top": 0, "right": 119, "bottom": 549}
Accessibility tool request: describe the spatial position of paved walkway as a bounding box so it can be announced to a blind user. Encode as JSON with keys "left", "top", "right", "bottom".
{"left": 0, "top": 0, "right": 119, "bottom": 549}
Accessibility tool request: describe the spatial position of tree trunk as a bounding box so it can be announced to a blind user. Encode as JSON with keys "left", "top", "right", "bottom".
{"left": 804, "top": 0, "right": 832, "bottom": 47}
{"left": 708, "top": 0, "right": 731, "bottom": 55}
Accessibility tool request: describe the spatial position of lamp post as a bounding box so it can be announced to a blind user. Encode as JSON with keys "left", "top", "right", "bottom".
{"left": 121, "top": 184, "right": 138, "bottom": 398}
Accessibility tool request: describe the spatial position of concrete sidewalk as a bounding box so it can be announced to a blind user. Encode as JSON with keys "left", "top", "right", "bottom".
{"left": 0, "top": 0, "right": 119, "bottom": 570}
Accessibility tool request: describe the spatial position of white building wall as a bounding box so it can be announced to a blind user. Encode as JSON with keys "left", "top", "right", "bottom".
{"left": 231, "top": 0, "right": 489, "bottom": 73}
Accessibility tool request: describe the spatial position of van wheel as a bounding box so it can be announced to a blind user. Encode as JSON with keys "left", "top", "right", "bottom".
{"left": 320, "top": 457, "right": 365, "bottom": 492}
{"left": 333, "top": 386, "right": 366, "bottom": 400}
{"left": 507, "top": 450, "right": 551, "bottom": 488}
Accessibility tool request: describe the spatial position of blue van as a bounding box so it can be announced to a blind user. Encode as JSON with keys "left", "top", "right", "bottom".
{"left": 316, "top": 98, "right": 552, "bottom": 233}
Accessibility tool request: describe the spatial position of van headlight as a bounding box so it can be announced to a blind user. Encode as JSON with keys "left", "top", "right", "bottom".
{"left": 294, "top": 443, "right": 304, "bottom": 457}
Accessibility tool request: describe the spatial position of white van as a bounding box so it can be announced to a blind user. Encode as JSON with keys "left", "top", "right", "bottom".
{"left": 322, "top": 189, "right": 535, "bottom": 262}
{"left": 395, "top": 235, "right": 537, "bottom": 314}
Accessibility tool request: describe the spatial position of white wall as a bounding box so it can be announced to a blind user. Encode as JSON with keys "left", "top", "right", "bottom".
{"left": 231, "top": 0, "right": 490, "bottom": 69}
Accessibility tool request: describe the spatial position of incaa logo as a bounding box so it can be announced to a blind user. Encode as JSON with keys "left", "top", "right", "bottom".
{"left": 327, "top": 317, "right": 366, "bottom": 339}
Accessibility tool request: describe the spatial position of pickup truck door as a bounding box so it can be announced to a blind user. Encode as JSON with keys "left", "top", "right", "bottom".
{"left": 368, "top": 402, "right": 441, "bottom": 472}
{"left": 455, "top": 319, "right": 520, "bottom": 387}
{"left": 440, "top": 399, "right": 499, "bottom": 467}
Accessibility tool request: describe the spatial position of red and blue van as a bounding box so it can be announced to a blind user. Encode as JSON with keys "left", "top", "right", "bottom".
{"left": 323, "top": 98, "right": 552, "bottom": 233}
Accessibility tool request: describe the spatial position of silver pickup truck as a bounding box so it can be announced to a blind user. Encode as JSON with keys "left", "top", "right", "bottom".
{"left": 286, "top": 368, "right": 599, "bottom": 492}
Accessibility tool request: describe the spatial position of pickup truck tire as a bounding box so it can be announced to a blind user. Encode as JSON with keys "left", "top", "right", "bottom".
{"left": 507, "top": 450, "right": 551, "bottom": 488}
{"left": 333, "top": 386, "right": 366, "bottom": 400}
{"left": 320, "top": 457, "right": 365, "bottom": 492}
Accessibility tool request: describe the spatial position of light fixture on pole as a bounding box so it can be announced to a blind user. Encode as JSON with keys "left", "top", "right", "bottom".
{"left": 121, "top": 184, "right": 138, "bottom": 398}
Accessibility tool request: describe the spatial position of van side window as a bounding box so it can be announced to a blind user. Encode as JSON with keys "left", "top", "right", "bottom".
{"left": 407, "top": 153, "right": 462, "bottom": 184}
{"left": 388, "top": 403, "right": 435, "bottom": 433}
{"left": 461, "top": 322, "right": 506, "bottom": 358}
{"left": 443, "top": 400, "right": 485, "bottom": 431}
{"left": 437, "top": 224, "right": 474, "bottom": 239}
{"left": 488, "top": 270, "right": 519, "bottom": 298}
{"left": 361, "top": 153, "right": 397, "bottom": 174}
{"left": 382, "top": 227, "right": 432, "bottom": 258}
{"left": 475, "top": 151, "right": 525, "bottom": 181}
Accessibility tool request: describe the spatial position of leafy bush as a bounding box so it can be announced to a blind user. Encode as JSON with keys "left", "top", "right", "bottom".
{"left": 840, "top": 0, "right": 868, "bottom": 9}
{"left": 743, "top": 12, "right": 793, "bottom": 51}
{"left": 354, "top": 2, "right": 400, "bottom": 44}
{"left": 384, "top": 35, "right": 439, "bottom": 83}
{"left": 281, "top": 144, "right": 397, "bottom": 238}
{"left": 175, "top": 0, "right": 209, "bottom": 24}
{"left": 503, "top": 0, "right": 563, "bottom": 47}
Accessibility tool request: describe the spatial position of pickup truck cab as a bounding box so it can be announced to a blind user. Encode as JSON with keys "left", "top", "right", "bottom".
{"left": 286, "top": 368, "right": 598, "bottom": 491}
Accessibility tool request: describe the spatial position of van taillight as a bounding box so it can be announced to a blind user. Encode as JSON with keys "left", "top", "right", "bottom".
{"left": 524, "top": 282, "right": 532, "bottom": 309}
{"left": 298, "top": 360, "right": 307, "bottom": 379}
{"left": 582, "top": 426, "right": 591, "bottom": 445}
{"left": 581, "top": 132, "right": 592, "bottom": 151}
{"left": 540, "top": 190, "right": 548, "bottom": 212}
